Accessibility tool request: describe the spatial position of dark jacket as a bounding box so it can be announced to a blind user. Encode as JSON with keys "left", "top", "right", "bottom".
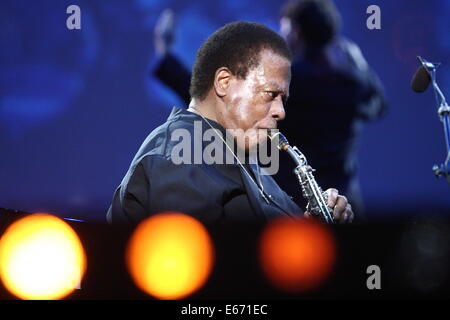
{"left": 107, "top": 107, "right": 302, "bottom": 226}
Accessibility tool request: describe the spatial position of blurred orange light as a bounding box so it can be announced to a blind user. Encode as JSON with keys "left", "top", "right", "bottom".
{"left": 0, "top": 214, "right": 86, "bottom": 300}
{"left": 126, "top": 212, "right": 214, "bottom": 299}
{"left": 259, "top": 218, "right": 336, "bottom": 292}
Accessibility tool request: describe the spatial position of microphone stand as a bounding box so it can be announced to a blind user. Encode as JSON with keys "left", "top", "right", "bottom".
{"left": 418, "top": 56, "right": 450, "bottom": 183}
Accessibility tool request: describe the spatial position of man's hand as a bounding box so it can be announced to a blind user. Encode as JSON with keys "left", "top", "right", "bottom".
{"left": 325, "top": 188, "right": 354, "bottom": 223}
{"left": 304, "top": 188, "right": 354, "bottom": 224}
{"left": 154, "top": 9, "right": 175, "bottom": 57}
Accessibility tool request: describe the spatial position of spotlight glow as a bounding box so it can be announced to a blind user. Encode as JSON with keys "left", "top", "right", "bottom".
{"left": 126, "top": 212, "right": 214, "bottom": 299}
{"left": 259, "top": 218, "right": 336, "bottom": 292}
{"left": 0, "top": 214, "right": 86, "bottom": 300}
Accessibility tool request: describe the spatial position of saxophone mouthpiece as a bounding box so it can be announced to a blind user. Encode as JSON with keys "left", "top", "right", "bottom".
{"left": 267, "top": 130, "right": 290, "bottom": 151}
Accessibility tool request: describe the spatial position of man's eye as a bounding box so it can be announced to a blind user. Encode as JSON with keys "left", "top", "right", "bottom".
{"left": 266, "top": 91, "right": 277, "bottom": 99}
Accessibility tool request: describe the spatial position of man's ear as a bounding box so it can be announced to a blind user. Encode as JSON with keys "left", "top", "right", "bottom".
{"left": 213, "top": 67, "right": 233, "bottom": 98}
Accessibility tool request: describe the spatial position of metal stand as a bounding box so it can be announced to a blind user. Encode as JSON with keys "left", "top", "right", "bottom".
{"left": 418, "top": 57, "right": 450, "bottom": 184}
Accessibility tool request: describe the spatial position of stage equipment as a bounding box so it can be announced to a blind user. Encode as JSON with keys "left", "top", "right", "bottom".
{"left": 411, "top": 56, "right": 450, "bottom": 183}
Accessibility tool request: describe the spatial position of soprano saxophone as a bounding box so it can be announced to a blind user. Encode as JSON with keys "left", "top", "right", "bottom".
{"left": 268, "top": 130, "right": 334, "bottom": 224}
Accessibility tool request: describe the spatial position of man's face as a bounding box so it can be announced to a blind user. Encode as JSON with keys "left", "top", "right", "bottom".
{"left": 216, "top": 49, "right": 291, "bottom": 151}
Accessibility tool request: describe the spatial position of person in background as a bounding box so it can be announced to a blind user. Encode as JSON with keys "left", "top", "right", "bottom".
{"left": 277, "top": 0, "right": 386, "bottom": 219}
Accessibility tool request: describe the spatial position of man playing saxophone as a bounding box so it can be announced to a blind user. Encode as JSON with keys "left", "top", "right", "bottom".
{"left": 107, "top": 21, "right": 354, "bottom": 226}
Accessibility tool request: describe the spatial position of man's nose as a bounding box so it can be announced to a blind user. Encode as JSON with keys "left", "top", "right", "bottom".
{"left": 271, "top": 99, "right": 286, "bottom": 121}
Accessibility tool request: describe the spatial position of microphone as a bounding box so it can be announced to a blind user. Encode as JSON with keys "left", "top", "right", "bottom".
{"left": 411, "top": 56, "right": 432, "bottom": 92}
{"left": 411, "top": 65, "right": 431, "bottom": 92}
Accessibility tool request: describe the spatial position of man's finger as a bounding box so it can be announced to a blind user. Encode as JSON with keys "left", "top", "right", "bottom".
{"left": 333, "top": 195, "right": 347, "bottom": 221}
{"left": 340, "top": 204, "right": 354, "bottom": 224}
{"left": 342, "top": 204, "right": 350, "bottom": 223}
{"left": 347, "top": 204, "right": 354, "bottom": 223}
{"left": 326, "top": 188, "right": 339, "bottom": 208}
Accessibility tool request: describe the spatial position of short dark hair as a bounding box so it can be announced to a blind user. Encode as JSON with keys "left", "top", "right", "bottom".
{"left": 189, "top": 21, "right": 292, "bottom": 101}
{"left": 281, "top": 0, "right": 340, "bottom": 48}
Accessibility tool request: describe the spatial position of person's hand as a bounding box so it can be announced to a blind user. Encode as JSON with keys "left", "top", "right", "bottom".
{"left": 154, "top": 9, "right": 175, "bottom": 57}
{"left": 304, "top": 188, "right": 354, "bottom": 224}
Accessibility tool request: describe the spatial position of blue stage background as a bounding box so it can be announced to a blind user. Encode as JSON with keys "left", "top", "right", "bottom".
{"left": 1, "top": 0, "right": 449, "bottom": 221}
